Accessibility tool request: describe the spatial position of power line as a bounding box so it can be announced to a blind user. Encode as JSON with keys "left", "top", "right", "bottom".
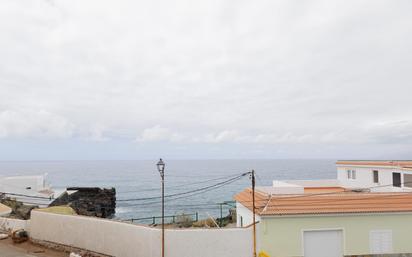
{"left": 233, "top": 181, "right": 412, "bottom": 207}
{"left": 117, "top": 172, "right": 250, "bottom": 202}
{"left": 120, "top": 174, "right": 249, "bottom": 207}
{"left": 118, "top": 173, "right": 245, "bottom": 194}
{"left": 0, "top": 191, "right": 53, "bottom": 200}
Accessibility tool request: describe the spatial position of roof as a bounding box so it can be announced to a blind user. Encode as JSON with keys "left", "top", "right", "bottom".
{"left": 303, "top": 187, "right": 346, "bottom": 194}
{"left": 337, "top": 160, "right": 412, "bottom": 169}
{"left": 234, "top": 188, "right": 412, "bottom": 216}
{"left": 283, "top": 179, "right": 341, "bottom": 188}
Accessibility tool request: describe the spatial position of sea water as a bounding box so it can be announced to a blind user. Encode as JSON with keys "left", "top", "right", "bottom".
{"left": 0, "top": 159, "right": 336, "bottom": 221}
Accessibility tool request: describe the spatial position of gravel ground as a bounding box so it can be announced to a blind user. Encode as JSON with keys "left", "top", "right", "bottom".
{"left": 0, "top": 238, "right": 68, "bottom": 257}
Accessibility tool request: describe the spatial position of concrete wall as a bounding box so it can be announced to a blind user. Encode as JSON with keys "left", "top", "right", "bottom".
{"left": 30, "top": 211, "right": 253, "bottom": 257}
{"left": 260, "top": 213, "right": 412, "bottom": 257}
{"left": 0, "top": 217, "right": 30, "bottom": 233}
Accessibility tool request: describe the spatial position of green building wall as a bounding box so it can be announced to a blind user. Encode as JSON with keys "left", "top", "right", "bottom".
{"left": 259, "top": 213, "right": 412, "bottom": 257}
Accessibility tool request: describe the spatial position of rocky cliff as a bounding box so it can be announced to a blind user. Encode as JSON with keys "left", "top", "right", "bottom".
{"left": 51, "top": 187, "right": 116, "bottom": 218}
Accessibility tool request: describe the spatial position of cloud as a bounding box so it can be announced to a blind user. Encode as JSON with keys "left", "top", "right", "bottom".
{"left": 87, "top": 124, "right": 109, "bottom": 142}
{"left": 194, "top": 130, "right": 242, "bottom": 143}
{"left": 194, "top": 131, "right": 316, "bottom": 144}
{"left": 136, "top": 126, "right": 183, "bottom": 142}
{"left": 0, "top": 0, "right": 411, "bottom": 158}
{"left": 0, "top": 109, "right": 74, "bottom": 139}
{"left": 366, "top": 120, "right": 412, "bottom": 144}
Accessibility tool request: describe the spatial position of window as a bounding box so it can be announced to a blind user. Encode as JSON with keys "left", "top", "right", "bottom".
{"left": 393, "top": 173, "right": 401, "bottom": 187}
{"left": 347, "top": 170, "right": 356, "bottom": 180}
{"left": 370, "top": 230, "right": 392, "bottom": 254}
{"left": 373, "top": 170, "right": 379, "bottom": 183}
{"left": 404, "top": 174, "right": 412, "bottom": 188}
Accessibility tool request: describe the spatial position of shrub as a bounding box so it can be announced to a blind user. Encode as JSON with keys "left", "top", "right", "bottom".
{"left": 175, "top": 213, "right": 194, "bottom": 228}
{"left": 192, "top": 218, "right": 217, "bottom": 228}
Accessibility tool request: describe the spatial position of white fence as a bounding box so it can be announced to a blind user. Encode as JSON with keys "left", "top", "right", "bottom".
{"left": 0, "top": 217, "right": 30, "bottom": 233}
{"left": 30, "top": 211, "right": 253, "bottom": 257}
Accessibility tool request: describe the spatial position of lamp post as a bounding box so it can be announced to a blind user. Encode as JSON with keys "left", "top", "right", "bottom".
{"left": 251, "top": 170, "right": 256, "bottom": 257}
{"left": 156, "top": 158, "right": 165, "bottom": 257}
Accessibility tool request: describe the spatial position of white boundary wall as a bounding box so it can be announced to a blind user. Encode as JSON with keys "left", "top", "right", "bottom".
{"left": 0, "top": 217, "right": 30, "bottom": 233}
{"left": 30, "top": 211, "right": 253, "bottom": 257}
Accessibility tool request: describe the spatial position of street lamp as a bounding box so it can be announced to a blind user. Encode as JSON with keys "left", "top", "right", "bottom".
{"left": 156, "top": 158, "right": 165, "bottom": 257}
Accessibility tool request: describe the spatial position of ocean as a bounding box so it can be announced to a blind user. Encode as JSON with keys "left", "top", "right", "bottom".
{"left": 0, "top": 159, "right": 336, "bottom": 222}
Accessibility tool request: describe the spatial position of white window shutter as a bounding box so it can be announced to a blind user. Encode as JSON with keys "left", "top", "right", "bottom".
{"left": 370, "top": 230, "right": 392, "bottom": 254}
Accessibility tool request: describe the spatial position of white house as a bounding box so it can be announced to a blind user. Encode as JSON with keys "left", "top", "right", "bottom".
{"left": 236, "top": 160, "right": 412, "bottom": 228}
{"left": 234, "top": 160, "right": 412, "bottom": 257}
{"left": 336, "top": 160, "right": 412, "bottom": 191}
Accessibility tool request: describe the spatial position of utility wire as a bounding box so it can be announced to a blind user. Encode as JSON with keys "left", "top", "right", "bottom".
{"left": 117, "top": 172, "right": 250, "bottom": 202}
{"left": 118, "top": 173, "right": 245, "bottom": 194}
{"left": 120, "top": 174, "right": 249, "bottom": 207}
{"left": 0, "top": 191, "right": 53, "bottom": 200}
{"left": 232, "top": 180, "right": 412, "bottom": 206}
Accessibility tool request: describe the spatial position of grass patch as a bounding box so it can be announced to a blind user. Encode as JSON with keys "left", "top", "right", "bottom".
{"left": 37, "top": 206, "right": 77, "bottom": 215}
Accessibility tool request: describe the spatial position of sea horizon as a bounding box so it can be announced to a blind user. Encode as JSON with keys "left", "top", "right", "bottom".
{"left": 0, "top": 159, "right": 337, "bottom": 221}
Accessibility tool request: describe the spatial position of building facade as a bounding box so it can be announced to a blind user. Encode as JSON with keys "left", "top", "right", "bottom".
{"left": 235, "top": 160, "right": 412, "bottom": 257}
{"left": 0, "top": 175, "right": 63, "bottom": 207}
{"left": 259, "top": 213, "right": 412, "bottom": 257}
{"left": 337, "top": 160, "right": 412, "bottom": 191}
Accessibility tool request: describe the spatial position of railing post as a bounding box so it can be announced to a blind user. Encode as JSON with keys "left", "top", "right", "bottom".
{"left": 153, "top": 216, "right": 155, "bottom": 225}
{"left": 195, "top": 212, "right": 198, "bottom": 222}
{"left": 220, "top": 203, "right": 223, "bottom": 227}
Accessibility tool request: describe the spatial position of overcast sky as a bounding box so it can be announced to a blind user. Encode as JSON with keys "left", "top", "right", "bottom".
{"left": 0, "top": 0, "right": 411, "bottom": 160}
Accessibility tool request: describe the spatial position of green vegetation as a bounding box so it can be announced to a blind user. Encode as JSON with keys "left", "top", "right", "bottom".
{"left": 37, "top": 206, "right": 77, "bottom": 215}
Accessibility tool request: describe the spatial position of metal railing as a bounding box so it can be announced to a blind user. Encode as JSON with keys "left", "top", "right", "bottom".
{"left": 125, "top": 212, "right": 199, "bottom": 225}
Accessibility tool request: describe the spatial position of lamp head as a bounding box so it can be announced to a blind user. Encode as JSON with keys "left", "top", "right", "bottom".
{"left": 157, "top": 158, "right": 165, "bottom": 176}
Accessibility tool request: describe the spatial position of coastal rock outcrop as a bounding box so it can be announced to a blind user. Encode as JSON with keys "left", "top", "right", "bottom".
{"left": 0, "top": 198, "right": 37, "bottom": 219}
{"left": 51, "top": 187, "right": 116, "bottom": 218}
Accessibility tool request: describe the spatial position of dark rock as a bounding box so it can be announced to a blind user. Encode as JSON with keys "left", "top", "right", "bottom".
{"left": 12, "top": 229, "right": 29, "bottom": 243}
{"left": 215, "top": 208, "right": 236, "bottom": 227}
{"left": 0, "top": 198, "right": 37, "bottom": 220}
{"left": 51, "top": 187, "right": 116, "bottom": 218}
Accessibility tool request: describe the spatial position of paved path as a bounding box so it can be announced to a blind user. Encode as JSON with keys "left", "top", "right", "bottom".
{"left": 0, "top": 241, "right": 36, "bottom": 257}
{"left": 0, "top": 238, "right": 68, "bottom": 257}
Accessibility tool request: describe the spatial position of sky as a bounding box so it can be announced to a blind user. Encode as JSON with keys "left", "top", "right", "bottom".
{"left": 0, "top": 0, "right": 412, "bottom": 160}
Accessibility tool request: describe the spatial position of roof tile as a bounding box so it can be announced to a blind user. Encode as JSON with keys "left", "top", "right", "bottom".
{"left": 234, "top": 188, "right": 412, "bottom": 216}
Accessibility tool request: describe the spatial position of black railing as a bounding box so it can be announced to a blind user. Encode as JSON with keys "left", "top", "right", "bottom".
{"left": 125, "top": 212, "right": 199, "bottom": 225}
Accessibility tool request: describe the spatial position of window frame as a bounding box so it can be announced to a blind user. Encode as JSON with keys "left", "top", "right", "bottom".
{"left": 351, "top": 170, "right": 356, "bottom": 179}
{"left": 403, "top": 173, "right": 412, "bottom": 188}
{"left": 393, "top": 172, "right": 401, "bottom": 187}
{"left": 373, "top": 170, "right": 379, "bottom": 184}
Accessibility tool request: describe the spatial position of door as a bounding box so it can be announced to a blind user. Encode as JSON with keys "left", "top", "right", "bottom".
{"left": 393, "top": 172, "right": 401, "bottom": 187}
{"left": 303, "top": 230, "right": 343, "bottom": 257}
